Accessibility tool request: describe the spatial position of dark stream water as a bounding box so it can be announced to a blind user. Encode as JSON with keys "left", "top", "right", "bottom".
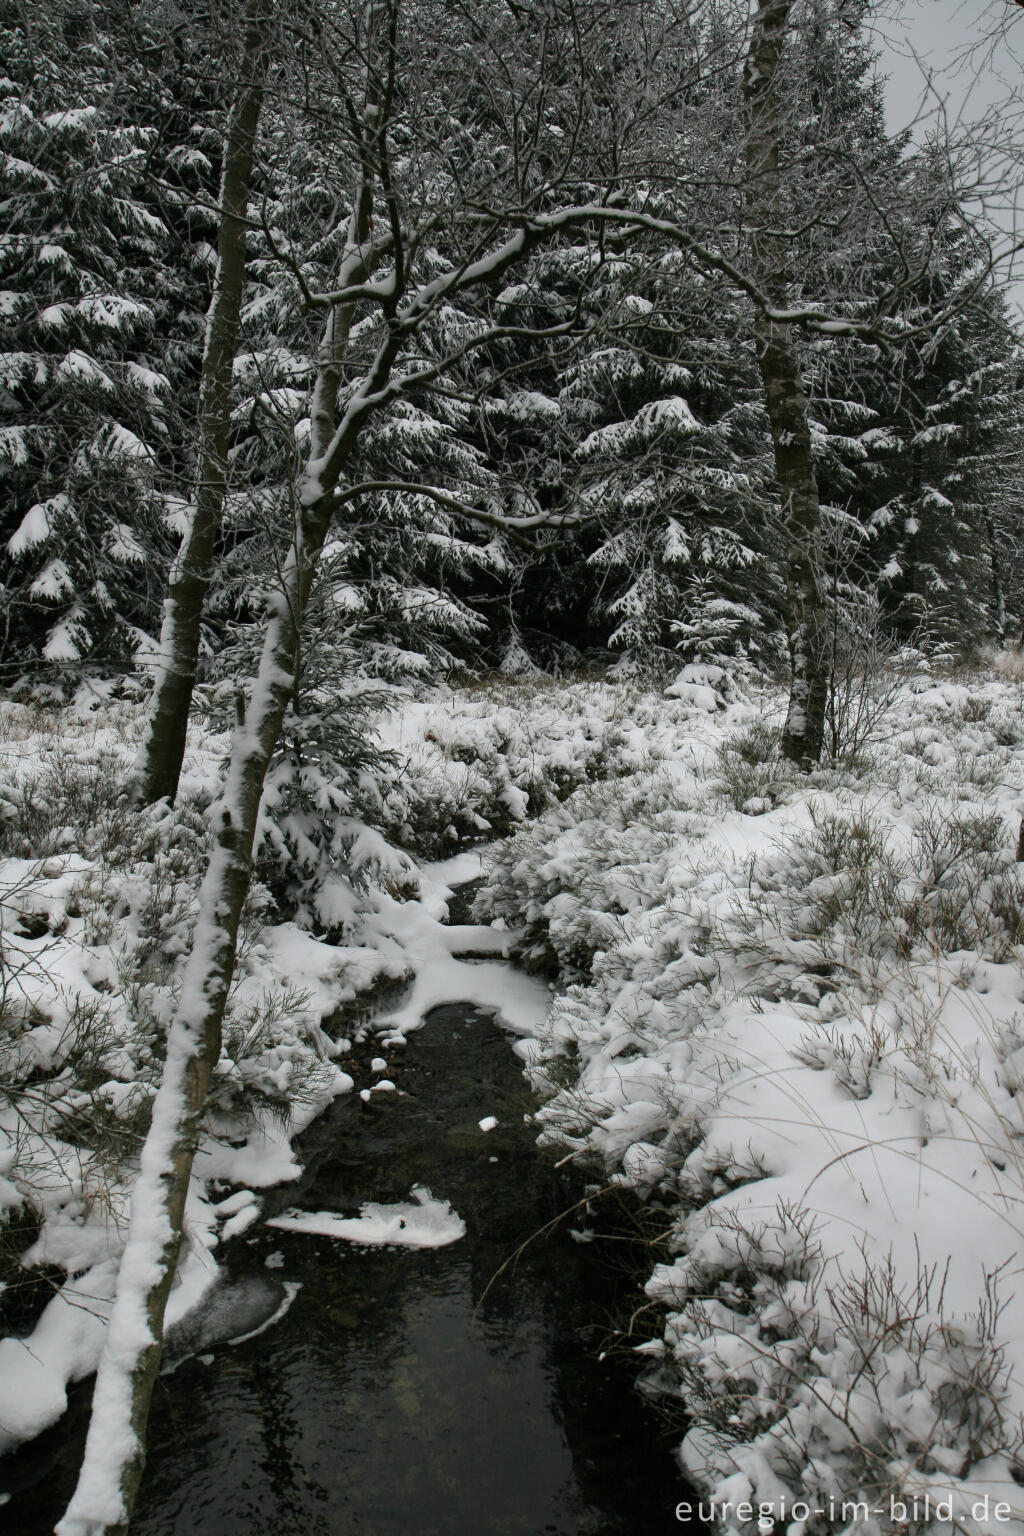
{"left": 4, "top": 1000, "right": 705, "bottom": 1536}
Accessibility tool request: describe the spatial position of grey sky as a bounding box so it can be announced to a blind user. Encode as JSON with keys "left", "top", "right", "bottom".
{"left": 879, "top": 0, "right": 1022, "bottom": 131}
{"left": 874, "top": 0, "right": 1024, "bottom": 310}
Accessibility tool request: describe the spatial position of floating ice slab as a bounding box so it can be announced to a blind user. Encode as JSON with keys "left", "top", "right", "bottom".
{"left": 267, "top": 1185, "right": 466, "bottom": 1249}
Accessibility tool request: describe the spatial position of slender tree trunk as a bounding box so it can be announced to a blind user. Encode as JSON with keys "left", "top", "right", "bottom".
{"left": 57, "top": 503, "right": 340, "bottom": 1536}
{"left": 134, "top": 0, "right": 272, "bottom": 807}
{"left": 53, "top": 0, "right": 420, "bottom": 1476}
{"left": 742, "top": 0, "right": 828, "bottom": 765}
{"left": 59, "top": 409, "right": 360, "bottom": 1536}
{"left": 983, "top": 509, "right": 1006, "bottom": 642}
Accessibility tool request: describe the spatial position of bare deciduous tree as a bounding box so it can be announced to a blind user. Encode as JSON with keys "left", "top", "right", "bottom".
{"left": 742, "top": 0, "right": 829, "bottom": 763}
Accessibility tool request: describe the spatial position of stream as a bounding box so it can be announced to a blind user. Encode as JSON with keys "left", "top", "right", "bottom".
{"left": 4, "top": 911, "right": 706, "bottom": 1535}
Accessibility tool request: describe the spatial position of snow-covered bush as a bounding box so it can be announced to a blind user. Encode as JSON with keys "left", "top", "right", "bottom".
{"left": 0, "top": 695, "right": 402, "bottom": 1371}
{"left": 714, "top": 720, "right": 792, "bottom": 812}
{"left": 375, "top": 679, "right": 703, "bottom": 858}
{"left": 823, "top": 591, "right": 922, "bottom": 763}
{"left": 650, "top": 1219, "right": 1017, "bottom": 1528}
{"left": 475, "top": 767, "right": 696, "bottom": 974}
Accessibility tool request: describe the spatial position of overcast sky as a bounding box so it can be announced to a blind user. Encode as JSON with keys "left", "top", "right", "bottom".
{"left": 879, "top": 0, "right": 1022, "bottom": 128}
{"left": 873, "top": 0, "right": 1024, "bottom": 311}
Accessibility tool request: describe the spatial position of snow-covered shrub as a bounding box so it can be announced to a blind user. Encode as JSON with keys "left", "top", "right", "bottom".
{"left": 475, "top": 673, "right": 1024, "bottom": 1527}
{"left": 714, "top": 720, "right": 791, "bottom": 812}
{"left": 475, "top": 768, "right": 695, "bottom": 975}
{"left": 209, "top": 983, "right": 340, "bottom": 1128}
{"left": 651, "top": 1218, "right": 1017, "bottom": 1530}
{"left": 824, "top": 599, "right": 922, "bottom": 763}
{"left": 992, "top": 647, "right": 1024, "bottom": 684}
{"left": 0, "top": 737, "right": 134, "bottom": 860}
{"left": 377, "top": 679, "right": 694, "bottom": 859}
{"left": 728, "top": 801, "right": 1024, "bottom": 985}
{"left": 0, "top": 695, "right": 406, "bottom": 1373}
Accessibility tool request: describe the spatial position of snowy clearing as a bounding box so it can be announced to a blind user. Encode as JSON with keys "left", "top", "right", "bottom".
{"left": 5, "top": 669, "right": 1024, "bottom": 1536}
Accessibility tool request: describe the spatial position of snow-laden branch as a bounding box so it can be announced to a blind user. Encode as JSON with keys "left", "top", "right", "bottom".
{"left": 329, "top": 478, "right": 596, "bottom": 545}
{"left": 298, "top": 196, "right": 896, "bottom": 345}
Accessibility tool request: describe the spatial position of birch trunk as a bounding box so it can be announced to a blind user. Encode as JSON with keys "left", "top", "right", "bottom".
{"left": 134, "top": 0, "right": 271, "bottom": 808}
{"left": 742, "top": 0, "right": 828, "bottom": 765}
{"left": 57, "top": 517, "right": 341, "bottom": 1536}
{"left": 57, "top": 197, "right": 377, "bottom": 1536}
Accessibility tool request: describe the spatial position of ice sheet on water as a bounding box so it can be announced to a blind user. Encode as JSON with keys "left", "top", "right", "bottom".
{"left": 267, "top": 1185, "right": 466, "bottom": 1248}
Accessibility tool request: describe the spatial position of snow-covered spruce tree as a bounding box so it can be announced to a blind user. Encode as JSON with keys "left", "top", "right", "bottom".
{"left": 628, "top": 0, "right": 1014, "bottom": 748}
{"left": 341, "top": 23, "right": 785, "bottom": 680}
{"left": 345, "top": 234, "right": 611, "bottom": 671}
{"left": 779, "top": 7, "right": 1024, "bottom": 651}
{"left": 448, "top": 1, "right": 907, "bottom": 702}
{"left": 57, "top": 6, "right": 691, "bottom": 1529}
{"left": 0, "top": 2, "right": 179, "bottom": 680}
{"left": 553, "top": 243, "right": 782, "bottom": 677}
{"left": 846, "top": 210, "right": 1024, "bottom": 646}
{"left": 203, "top": 370, "right": 506, "bottom": 929}
{"left": 0, "top": 0, "right": 228, "bottom": 686}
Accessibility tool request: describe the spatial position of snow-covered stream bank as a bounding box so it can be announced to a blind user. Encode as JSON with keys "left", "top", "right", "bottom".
{"left": 473, "top": 672, "right": 1024, "bottom": 1536}
{"left": 0, "top": 679, "right": 693, "bottom": 1470}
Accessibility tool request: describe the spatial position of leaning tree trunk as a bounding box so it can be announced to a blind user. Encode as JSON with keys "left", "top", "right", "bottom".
{"left": 742, "top": 0, "right": 828, "bottom": 765}
{"left": 134, "top": 0, "right": 272, "bottom": 808}
{"left": 56, "top": 185, "right": 380, "bottom": 1536}
{"left": 56, "top": 502, "right": 341, "bottom": 1536}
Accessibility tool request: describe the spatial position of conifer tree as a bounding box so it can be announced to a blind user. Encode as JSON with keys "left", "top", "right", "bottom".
{"left": 0, "top": 2, "right": 177, "bottom": 677}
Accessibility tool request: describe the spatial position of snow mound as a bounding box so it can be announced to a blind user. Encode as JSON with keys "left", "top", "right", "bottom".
{"left": 267, "top": 1185, "right": 466, "bottom": 1248}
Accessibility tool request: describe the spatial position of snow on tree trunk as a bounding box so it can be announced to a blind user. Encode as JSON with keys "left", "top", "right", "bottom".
{"left": 742, "top": 0, "right": 828, "bottom": 765}
{"left": 56, "top": 186, "right": 379, "bottom": 1536}
{"left": 56, "top": 511, "right": 342, "bottom": 1536}
{"left": 134, "top": 0, "right": 272, "bottom": 808}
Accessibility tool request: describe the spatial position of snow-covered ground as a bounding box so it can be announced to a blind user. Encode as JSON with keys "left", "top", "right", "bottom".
{"left": 476, "top": 664, "right": 1024, "bottom": 1535}
{"left": 5, "top": 665, "right": 1024, "bottom": 1536}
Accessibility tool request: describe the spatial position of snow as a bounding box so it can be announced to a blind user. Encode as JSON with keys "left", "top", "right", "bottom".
{"left": 473, "top": 668, "right": 1024, "bottom": 1531}
{"left": 267, "top": 1186, "right": 466, "bottom": 1248}
{"left": 98, "top": 423, "right": 154, "bottom": 461}
{"left": 369, "top": 889, "right": 551, "bottom": 1046}
{"left": 29, "top": 557, "right": 73, "bottom": 599}
{"left": 10, "top": 672, "right": 1024, "bottom": 1533}
{"left": 0, "top": 1263, "right": 117, "bottom": 1451}
{"left": 7, "top": 495, "right": 62, "bottom": 554}
{"left": 57, "top": 350, "right": 115, "bottom": 390}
